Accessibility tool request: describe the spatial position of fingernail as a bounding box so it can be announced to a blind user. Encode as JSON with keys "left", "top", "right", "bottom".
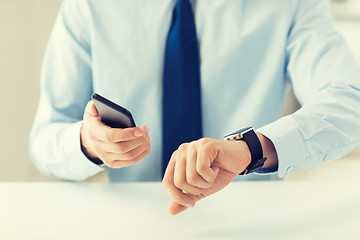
{"left": 134, "top": 130, "right": 142, "bottom": 137}
{"left": 145, "top": 125, "right": 149, "bottom": 133}
{"left": 89, "top": 102, "right": 98, "bottom": 116}
{"left": 185, "top": 203, "right": 194, "bottom": 208}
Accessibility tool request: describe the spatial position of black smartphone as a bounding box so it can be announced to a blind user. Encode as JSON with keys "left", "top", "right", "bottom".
{"left": 91, "top": 93, "right": 136, "bottom": 128}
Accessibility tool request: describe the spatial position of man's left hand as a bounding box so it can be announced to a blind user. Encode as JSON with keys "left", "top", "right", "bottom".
{"left": 162, "top": 138, "right": 252, "bottom": 215}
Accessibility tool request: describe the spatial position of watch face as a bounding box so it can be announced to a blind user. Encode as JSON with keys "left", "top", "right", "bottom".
{"left": 223, "top": 127, "right": 253, "bottom": 141}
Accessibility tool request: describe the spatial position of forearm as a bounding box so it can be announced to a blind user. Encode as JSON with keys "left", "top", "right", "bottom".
{"left": 30, "top": 120, "right": 104, "bottom": 181}
{"left": 257, "top": 82, "right": 360, "bottom": 177}
{"left": 259, "top": 0, "right": 360, "bottom": 177}
{"left": 30, "top": 0, "right": 98, "bottom": 180}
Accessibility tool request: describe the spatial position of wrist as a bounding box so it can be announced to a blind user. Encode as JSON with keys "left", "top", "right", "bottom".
{"left": 80, "top": 143, "right": 103, "bottom": 165}
{"left": 223, "top": 127, "right": 268, "bottom": 175}
{"left": 80, "top": 125, "right": 103, "bottom": 165}
{"left": 222, "top": 140, "right": 251, "bottom": 174}
{"left": 237, "top": 140, "right": 252, "bottom": 170}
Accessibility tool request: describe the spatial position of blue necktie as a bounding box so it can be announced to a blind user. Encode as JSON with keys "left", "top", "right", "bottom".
{"left": 162, "top": 0, "right": 203, "bottom": 177}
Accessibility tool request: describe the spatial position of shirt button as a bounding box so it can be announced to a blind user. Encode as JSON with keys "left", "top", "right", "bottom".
{"left": 286, "top": 166, "right": 295, "bottom": 175}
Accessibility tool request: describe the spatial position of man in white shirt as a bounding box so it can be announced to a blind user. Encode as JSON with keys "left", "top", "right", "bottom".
{"left": 30, "top": 0, "right": 360, "bottom": 215}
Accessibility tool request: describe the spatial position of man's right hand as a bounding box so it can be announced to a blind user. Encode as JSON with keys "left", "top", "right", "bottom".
{"left": 80, "top": 101, "right": 151, "bottom": 168}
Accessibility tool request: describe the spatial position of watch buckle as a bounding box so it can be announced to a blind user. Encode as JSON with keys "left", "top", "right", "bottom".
{"left": 223, "top": 127, "right": 254, "bottom": 141}
{"left": 224, "top": 133, "right": 242, "bottom": 141}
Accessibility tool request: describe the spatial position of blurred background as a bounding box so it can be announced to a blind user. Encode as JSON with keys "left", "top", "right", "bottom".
{"left": 0, "top": 0, "right": 359, "bottom": 182}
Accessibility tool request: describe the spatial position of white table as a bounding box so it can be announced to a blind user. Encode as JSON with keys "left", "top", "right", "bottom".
{"left": 1, "top": 182, "right": 359, "bottom": 240}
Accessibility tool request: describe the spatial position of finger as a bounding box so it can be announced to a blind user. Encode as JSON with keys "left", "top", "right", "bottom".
{"left": 105, "top": 147, "right": 150, "bottom": 168}
{"left": 186, "top": 149, "right": 213, "bottom": 189}
{"left": 196, "top": 147, "right": 219, "bottom": 183}
{"left": 112, "top": 124, "right": 150, "bottom": 144}
{"left": 144, "top": 124, "right": 149, "bottom": 134}
{"left": 102, "top": 135, "right": 149, "bottom": 154}
{"left": 85, "top": 102, "right": 149, "bottom": 143}
{"left": 162, "top": 153, "right": 196, "bottom": 208}
{"left": 108, "top": 141, "right": 149, "bottom": 161}
{"left": 95, "top": 126, "right": 145, "bottom": 143}
{"left": 94, "top": 136, "right": 148, "bottom": 163}
{"left": 168, "top": 201, "right": 188, "bottom": 216}
{"left": 168, "top": 193, "right": 207, "bottom": 215}
{"left": 173, "top": 157, "right": 203, "bottom": 196}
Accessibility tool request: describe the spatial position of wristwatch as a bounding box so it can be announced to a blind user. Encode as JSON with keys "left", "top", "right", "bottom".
{"left": 223, "top": 127, "right": 267, "bottom": 175}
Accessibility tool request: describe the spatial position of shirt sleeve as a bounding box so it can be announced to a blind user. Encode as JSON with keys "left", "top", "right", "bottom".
{"left": 257, "top": 0, "right": 360, "bottom": 178}
{"left": 29, "top": 0, "right": 104, "bottom": 181}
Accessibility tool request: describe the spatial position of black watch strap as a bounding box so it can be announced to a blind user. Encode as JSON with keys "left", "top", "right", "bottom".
{"left": 224, "top": 127, "right": 267, "bottom": 175}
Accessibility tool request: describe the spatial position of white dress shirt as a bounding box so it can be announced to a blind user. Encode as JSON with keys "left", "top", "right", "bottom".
{"left": 30, "top": 0, "right": 360, "bottom": 181}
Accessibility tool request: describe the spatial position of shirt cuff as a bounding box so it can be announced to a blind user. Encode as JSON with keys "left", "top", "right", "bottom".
{"left": 64, "top": 121, "right": 105, "bottom": 180}
{"left": 256, "top": 115, "right": 306, "bottom": 178}
{"left": 255, "top": 167, "right": 278, "bottom": 174}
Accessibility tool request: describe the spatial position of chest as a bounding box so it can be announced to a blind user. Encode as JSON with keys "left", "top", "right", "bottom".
{"left": 89, "top": 0, "right": 291, "bottom": 101}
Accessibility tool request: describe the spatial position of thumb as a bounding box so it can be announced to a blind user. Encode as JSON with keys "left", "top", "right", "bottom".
{"left": 211, "top": 166, "right": 220, "bottom": 178}
{"left": 86, "top": 101, "right": 99, "bottom": 116}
